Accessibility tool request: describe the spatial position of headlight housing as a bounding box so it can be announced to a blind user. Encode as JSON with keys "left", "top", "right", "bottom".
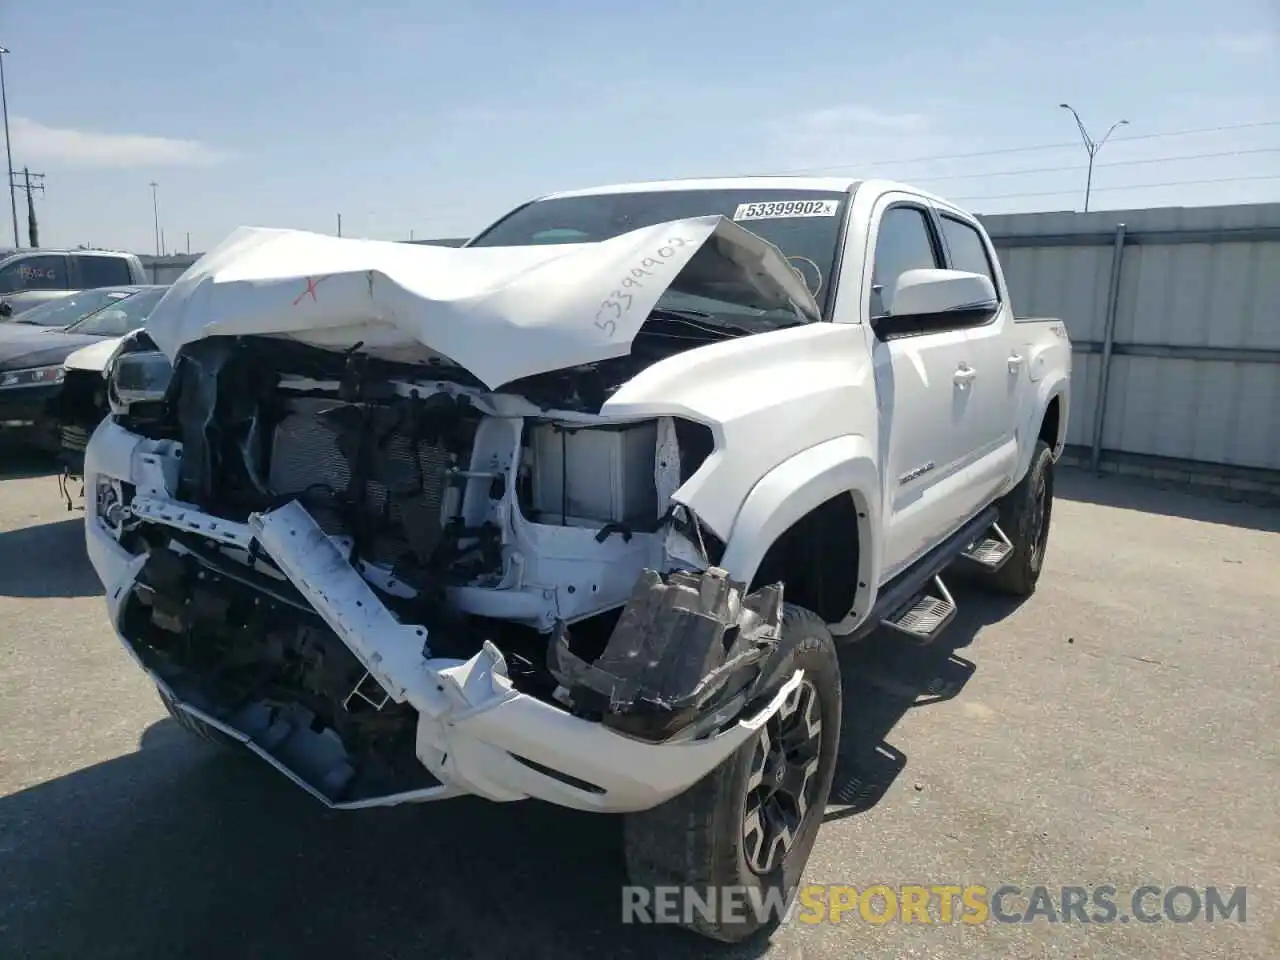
{"left": 109, "top": 350, "right": 174, "bottom": 412}
{"left": 106, "top": 332, "right": 175, "bottom": 416}
{"left": 0, "top": 364, "right": 66, "bottom": 390}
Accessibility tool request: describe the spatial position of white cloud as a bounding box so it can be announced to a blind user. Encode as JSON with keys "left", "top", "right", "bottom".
{"left": 785, "top": 105, "right": 929, "bottom": 134}
{"left": 10, "top": 116, "right": 232, "bottom": 169}
{"left": 1211, "top": 31, "right": 1276, "bottom": 55}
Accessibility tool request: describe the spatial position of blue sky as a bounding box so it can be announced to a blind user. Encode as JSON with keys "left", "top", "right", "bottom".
{"left": 3, "top": 0, "right": 1277, "bottom": 252}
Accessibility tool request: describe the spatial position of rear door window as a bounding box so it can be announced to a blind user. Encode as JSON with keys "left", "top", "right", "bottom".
{"left": 939, "top": 216, "right": 999, "bottom": 295}
{"left": 74, "top": 254, "right": 133, "bottom": 288}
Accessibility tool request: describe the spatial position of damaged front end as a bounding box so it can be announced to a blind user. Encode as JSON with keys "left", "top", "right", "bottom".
{"left": 86, "top": 335, "right": 800, "bottom": 813}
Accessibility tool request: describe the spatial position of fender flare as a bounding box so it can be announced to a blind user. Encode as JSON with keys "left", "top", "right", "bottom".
{"left": 1015, "top": 379, "right": 1069, "bottom": 482}
{"left": 715, "top": 434, "right": 881, "bottom": 591}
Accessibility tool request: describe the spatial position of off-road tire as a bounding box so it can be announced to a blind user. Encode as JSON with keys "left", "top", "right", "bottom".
{"left": 622, "top": 605, "right": 842, "bottom": 943}
{"left": 157, "top": 686, "right": 237, "bottom": 749}
{"left": 983, "top": 439, "right": 1055, "bottom": 597}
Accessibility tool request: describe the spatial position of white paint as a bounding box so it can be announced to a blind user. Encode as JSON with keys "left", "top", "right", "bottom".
{"left": 63, "top": 334, "right": 126, "bottom": 374}
{"left": 84, "top": 177, "right": 1072, "bottom": 814}
{"left": 142, "top": 217, "right": 819, "bottom": 390}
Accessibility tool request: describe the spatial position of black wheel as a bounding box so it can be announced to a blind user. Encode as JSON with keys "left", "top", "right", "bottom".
{"left": 622, "top": 605, "right": 841, "bottom": 943}
{"left": 983, "top": 439, "right": 1055, "bottom": 597}
{"left": 156, "top": 686, "right": 237, "bottom": 749}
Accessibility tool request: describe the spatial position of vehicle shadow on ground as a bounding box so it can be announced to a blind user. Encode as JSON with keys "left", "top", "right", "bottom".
{"left": 824, "top": 580, "right": 1022, "bottom": 823}
{"left": 1055, "top": 466, "right": 1280, "bottom": 534}
{"left": 0, "top": 723, "right": 773, "bottom": 960}
{"left": 0, "top": 445, "right": 59, "bottom": 481}
{"left": 0, "top": 583, "right": 1020, "bottom": 960}
{"left": 0, "top": 514, "right": 100, "bottom": 599}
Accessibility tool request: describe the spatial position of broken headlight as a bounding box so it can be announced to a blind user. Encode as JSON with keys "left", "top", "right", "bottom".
{"left": 107, "top": 334, "right": 174, "bottom": 415}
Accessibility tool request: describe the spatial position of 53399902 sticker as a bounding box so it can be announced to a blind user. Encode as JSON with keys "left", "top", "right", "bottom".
{"left": 733, "top": 199, "right": 840, "bottom": 221}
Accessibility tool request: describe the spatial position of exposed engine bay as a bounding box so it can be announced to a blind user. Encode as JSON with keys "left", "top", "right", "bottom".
{"left": 83, "top": 213, "right": 832, "bottom": 809}
{"left": 99, "top": 332, "right": 794, "bottom": 806}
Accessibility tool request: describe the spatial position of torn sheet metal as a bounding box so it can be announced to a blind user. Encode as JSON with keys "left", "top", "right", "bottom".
{"left": 548, "top": 567, "right": 786, "bottom": 742}
{"left": 143, "top": 217, "right": 820, "bottom": 390}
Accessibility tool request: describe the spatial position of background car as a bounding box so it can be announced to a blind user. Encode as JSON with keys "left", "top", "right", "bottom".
{"left": 0, "top": 289, "right": 79, "bottom": 318}
{"left": 0, "top": 285, "right": 168, "bottom": 454}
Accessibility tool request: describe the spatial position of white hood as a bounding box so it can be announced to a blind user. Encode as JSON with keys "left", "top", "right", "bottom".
{"left": 63, "top": 334, "right": 129, "bottom": 374}
{"left": 143, "top": 217, "right": 820, "bottom": 390}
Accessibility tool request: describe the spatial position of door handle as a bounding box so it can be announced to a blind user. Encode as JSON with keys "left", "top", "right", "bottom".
{"left": 1008, "top": 353, "right": 1024, "bottom": 373}
{"left": 953, "top": 364, "right": 977, "bottom": 385}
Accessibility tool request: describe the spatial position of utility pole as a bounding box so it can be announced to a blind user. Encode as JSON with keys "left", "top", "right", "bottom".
{"left": 1058, "top": 104, "right": 1129, "bottom": 212}
{"left": 149, "top": 181, "right": 160, "bottom": 256}
{"left": 0, "top": 46, "right": 19, "bottom": 247}
{"left": 185, "top": 231, "right": 190, "bottom": 254}
{"left": 10, "top": 167, "right": 43, "bottom": 247}
{"left": 410, "top": 228, "right": 415, "bottom": 242}
{"left": 336, "top": 213, "right": 342, "bottom": 237}
{"left": 161, "top": 227, "right": 167, "bottom": 257}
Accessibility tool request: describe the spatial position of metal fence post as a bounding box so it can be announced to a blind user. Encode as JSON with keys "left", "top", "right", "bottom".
{"left": 1090, "top": 222, "right": 1127, "bottom": 474}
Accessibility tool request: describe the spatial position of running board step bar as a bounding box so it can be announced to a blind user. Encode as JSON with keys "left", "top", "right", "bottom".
{"left": 880, "top": 575, "right": 956, "bottom": 644}
{"left": 961, "top": 522, "right": 1015, "bottom": 571}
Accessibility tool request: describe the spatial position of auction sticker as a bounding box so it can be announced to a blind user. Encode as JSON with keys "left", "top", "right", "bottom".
{"left": 733, "top": 199, "right": 840, "bottom": 221}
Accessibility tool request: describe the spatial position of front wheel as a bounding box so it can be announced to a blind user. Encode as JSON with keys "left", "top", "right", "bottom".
{"left": 622, "top": 605, "right": 842, "bottom": 943}
{"left": 982, "top": 439, "right": 1055, "bottom": 597}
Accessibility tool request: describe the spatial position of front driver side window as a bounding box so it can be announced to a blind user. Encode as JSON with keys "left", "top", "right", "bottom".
{"left": 0, "top": 254, "right": 69, "bottom": 293}
{"left": 870, "top": 206, "right": 941, "bottom": 317}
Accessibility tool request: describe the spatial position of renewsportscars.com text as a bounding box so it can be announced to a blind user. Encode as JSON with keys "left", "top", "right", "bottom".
{"left": 621, "top": 884, "right": 1248, "bottom": 926}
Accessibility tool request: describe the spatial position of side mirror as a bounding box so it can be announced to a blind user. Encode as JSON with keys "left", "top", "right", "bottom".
{"left": 872, "top": 269, "right": 997, "bottom": 337}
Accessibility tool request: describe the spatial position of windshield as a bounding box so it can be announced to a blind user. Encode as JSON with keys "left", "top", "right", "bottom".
{"left": 14, "top": 288, "right": 128, "bottom": 327}
{"left": 65, "top": 287, "right": 167, "bottom": 337}
{"left": 469, "top": 188, "right": 848, "bottom": 320}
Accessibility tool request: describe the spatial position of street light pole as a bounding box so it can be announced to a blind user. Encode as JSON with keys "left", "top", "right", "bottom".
{"left": 0, "top": 46, "right": 20, "bottom": 247}
{"left": 149, "top": 181, "right": 160, "bottom": 257}
{"left": 1059, "top": 104, "right": 1128, "bottom": 212}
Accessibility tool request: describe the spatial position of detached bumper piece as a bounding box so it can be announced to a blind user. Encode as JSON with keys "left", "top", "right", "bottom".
{"left": 549, "top": 568, "right": 787, "bottom": 742}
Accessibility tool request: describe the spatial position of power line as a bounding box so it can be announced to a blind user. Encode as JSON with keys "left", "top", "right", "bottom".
{"left": 906, "top": 147, "right": 1280, "bottom": 185}
{"left": 779, "top": 119, "right": 1280, "bottom": 175}
{"left": 346, "top": 121, "right": 1280, "bottom": 225}
{"left": 951, "top": 173, "right": 1280, "bottom": 204}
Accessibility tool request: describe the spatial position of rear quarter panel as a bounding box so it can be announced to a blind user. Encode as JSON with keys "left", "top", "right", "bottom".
{"left": 1013, "top": 317, "right": 1071, "bottom": 479}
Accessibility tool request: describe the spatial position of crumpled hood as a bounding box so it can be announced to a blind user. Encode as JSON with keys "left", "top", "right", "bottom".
{"left": 0, "top": 324, "right": 102, "bottom": 371}
{"left": 144, "top": 216, "right": 820, "bottom": 389}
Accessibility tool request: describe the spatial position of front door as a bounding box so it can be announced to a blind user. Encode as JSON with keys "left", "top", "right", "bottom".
{"left": 868, "top": 200, "right": 977, "bottom": 580}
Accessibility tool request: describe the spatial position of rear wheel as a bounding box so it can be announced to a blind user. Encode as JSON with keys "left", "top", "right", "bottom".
{"left": 622, "top": 606, "right": 841, "bottom": 943}
{"left": 982, "top": 440, "right": 1055, "bottom": 597}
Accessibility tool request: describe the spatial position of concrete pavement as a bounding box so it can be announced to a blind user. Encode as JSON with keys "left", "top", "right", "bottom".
{"left": 1, "top": 461, "right": 1276, "bottom": 959}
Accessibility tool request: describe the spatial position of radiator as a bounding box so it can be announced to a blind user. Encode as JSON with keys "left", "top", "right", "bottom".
{"left": 267, "top": 406, "right": 456, "bottom": 563}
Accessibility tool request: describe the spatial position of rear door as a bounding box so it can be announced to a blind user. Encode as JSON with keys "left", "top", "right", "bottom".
{"left": 938, "top": 212, "right": 1022, "bottom": 509}
{"left": 0, "top": 253, "right": 71, "bottom": 294}
{"left": 70, "top": 254, "right": 135, "bottom": 289}
{"left": 867, "top": 197, "right": 977, "bottom": 579}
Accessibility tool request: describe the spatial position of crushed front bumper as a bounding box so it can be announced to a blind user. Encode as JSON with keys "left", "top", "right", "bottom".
{"left": 84, "top": 417, "right": 799, "bottom": 813}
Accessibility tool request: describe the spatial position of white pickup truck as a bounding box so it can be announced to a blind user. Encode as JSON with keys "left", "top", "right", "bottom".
{"left": 83, "top": 176, "right": 1070, "bottom": 942}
